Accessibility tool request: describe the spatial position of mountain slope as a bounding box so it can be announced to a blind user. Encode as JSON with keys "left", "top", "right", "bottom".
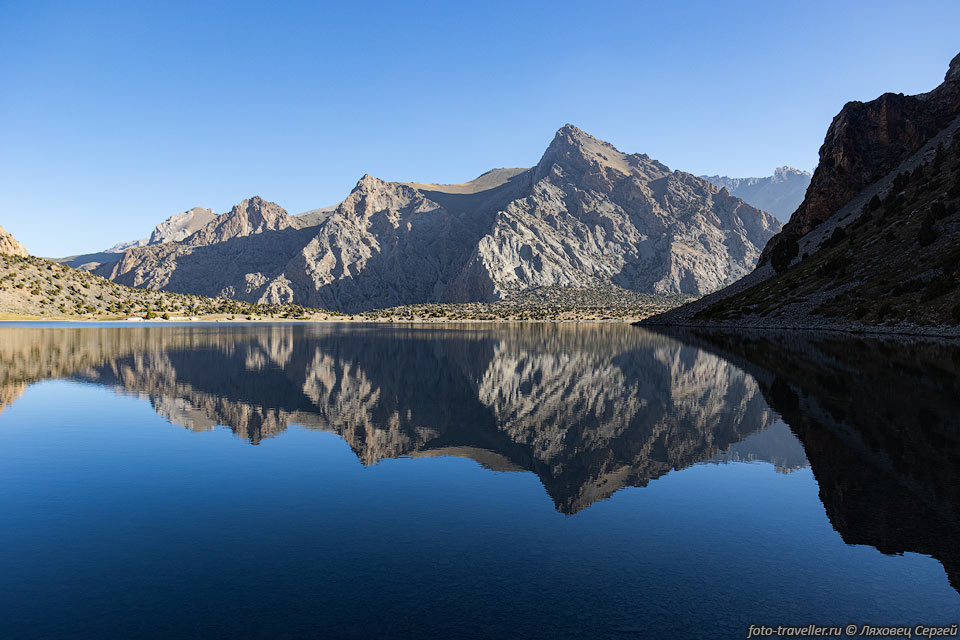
{"left": 0, "top": 253, "right": 325, "bottom": 318}
{"left": 99, "top": 126, "right": 780, "bottom": 312}
{"left": 645, "top": 51, "right": 960, "bottom": 333}
{"left": 702, "top": 167, "right": 811, "bottom": 222}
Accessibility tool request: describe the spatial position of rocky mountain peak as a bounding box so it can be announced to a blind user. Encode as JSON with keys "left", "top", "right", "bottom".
{"left": 536, "top": 124, "right": 671, "bottom": 187}
{"left": 772, "top": 166, "right": 810, "bottom": 180}
{"left": 182, "top": 196, "right": 294, "bottom": 247}
{"left": 0, "top": 225, "right": 28, "bottom": 257}
{"left": 102, "top": 127, "right": 780, "bottom": 310}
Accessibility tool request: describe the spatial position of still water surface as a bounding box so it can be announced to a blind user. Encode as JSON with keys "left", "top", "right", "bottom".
{"left": 0, "top": 323, "right": 957, "bottom": 638}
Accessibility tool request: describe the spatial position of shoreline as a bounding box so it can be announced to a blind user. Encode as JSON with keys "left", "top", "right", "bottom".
{"left": 0, "top": 314, "right": 649, "bottom": 325}
{"left": 638, "top": 318, "right": 960, "bottom": 339}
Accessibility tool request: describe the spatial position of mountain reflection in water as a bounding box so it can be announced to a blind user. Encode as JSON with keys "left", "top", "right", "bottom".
{"left": 0, "top": 323, "right": 957, "bottom": 594}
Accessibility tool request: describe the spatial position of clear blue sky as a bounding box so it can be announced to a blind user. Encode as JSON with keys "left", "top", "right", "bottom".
{"left": 2, "top": 0, "right": 958, "bottom": 256}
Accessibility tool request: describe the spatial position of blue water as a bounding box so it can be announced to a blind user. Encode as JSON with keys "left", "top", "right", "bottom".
{"left": 0, "top": 324, "right": 956, "bottom": 639}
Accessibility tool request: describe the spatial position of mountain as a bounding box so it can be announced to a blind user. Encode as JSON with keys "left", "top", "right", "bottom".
{"left": 702, "top": 167, "right": 811, "bottom": 223}
{"left": 96, "top": 126, "right": 780, "bottom": 313}
{"left": 55, "top": 206, "right": 217, "bottom": 269}
{"left": 645, "top": 51, "right": 960, "bottom": 333}
{"left": 0, "top": 226, "right": 28, "bottom": 257}
{"left": 104, "top": 238, "right": 148, "bottom": 253}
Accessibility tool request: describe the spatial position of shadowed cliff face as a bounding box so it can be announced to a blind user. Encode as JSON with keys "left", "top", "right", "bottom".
{"left": 661, "top": 328, "right": 960, "bottom": 593}
{"left": 0, "top": 324, "right": 781, "bottom": 514}
{"left": 761, "top": 52, "right": 960, "bottom": 263}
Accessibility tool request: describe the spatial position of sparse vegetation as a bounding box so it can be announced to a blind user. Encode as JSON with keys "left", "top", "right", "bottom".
{"left": 0, "top": 256, "right": 687, "bottom": 323}
{"left": 0, "top": 254, "right": 342, "bottom": 321}
{"left": 357, "top": 286, "right": 692, "bottom": 322}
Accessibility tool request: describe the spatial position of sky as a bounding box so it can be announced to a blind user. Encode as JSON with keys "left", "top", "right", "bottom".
{"left": 1, "top": 0, "right": 959, "bottom": 257}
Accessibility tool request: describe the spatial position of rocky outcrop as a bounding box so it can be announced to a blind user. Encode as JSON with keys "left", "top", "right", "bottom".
{"left": 100, "top": 126, "right": 780, "bottom": 312}
{"left": 702, "top": 167, "right": 811, "bottom": 223}
{"left": 0, "top": 225, "right": 28, "bottom": 257}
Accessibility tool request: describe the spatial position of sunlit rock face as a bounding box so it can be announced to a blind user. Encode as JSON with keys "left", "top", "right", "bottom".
{"left": 99, "top": 126, "right": 779, "bottom": 312}
{"left": 0, "top": 225, "right": 28, "bottom": 257}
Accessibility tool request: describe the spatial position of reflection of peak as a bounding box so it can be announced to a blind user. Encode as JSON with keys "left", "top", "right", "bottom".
{"left": 709, "top": 421, "right": 809, "bottom": 473}
{"left": 24, "top": 324, "right": 777, "bottom": 513}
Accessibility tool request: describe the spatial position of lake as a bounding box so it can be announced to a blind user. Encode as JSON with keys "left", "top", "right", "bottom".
{"left": 0, "top": 323, "right": 957, "bottom": 639}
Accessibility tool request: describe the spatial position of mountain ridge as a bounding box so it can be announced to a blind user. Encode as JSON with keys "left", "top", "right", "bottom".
{"left": 94, "top": 125, "right": 780, "bottom": 312}
{"left": 701, "top": 167, "right": 811, "bottom": 223}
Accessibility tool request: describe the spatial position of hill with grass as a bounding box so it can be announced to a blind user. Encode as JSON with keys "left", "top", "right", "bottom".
{"left": 0, "top": 252, "right": 326, "bottom": 320}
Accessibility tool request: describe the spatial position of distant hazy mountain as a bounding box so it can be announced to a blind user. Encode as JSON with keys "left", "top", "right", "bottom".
{"left": 97, "top": 125, "right": 780, "bottom": 312}
{"left": 701, "top": 167, "right": 811, "bottom": 223}
{"left": 0, "top": 225, "right": 28, "bottom": 257}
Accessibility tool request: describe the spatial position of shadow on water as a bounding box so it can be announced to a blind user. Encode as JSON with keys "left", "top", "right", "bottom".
{"left": 0, "top": 322, "right": 958, "bottom": 592}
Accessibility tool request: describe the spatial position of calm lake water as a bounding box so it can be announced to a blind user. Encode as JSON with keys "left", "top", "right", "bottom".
{"left": 0, "top": 323, "right": 957, "bottom": 639}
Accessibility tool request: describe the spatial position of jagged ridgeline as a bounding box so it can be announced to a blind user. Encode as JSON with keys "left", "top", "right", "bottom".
{"left": 88, "top": 126, "right": 779, "bottom": 313}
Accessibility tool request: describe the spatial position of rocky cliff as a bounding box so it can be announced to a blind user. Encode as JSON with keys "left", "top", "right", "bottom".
{"left": 98, "top": 126, "right": 779, "bottom": 312}
{"left": 646, "top": 51, "right": 960, "bottom": 332}
{"left": 702, "top": 167, "right": 811, "bottom": 223}
{"left": 0, "top": 225, "right": 28, "bottom": 257}
{"left": 761, "top": 52, "right": 960, "bottom": 263}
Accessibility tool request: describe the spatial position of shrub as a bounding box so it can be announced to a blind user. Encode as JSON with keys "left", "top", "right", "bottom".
{"left": 918, "top": 226, "right": 938, "bottom": 246}
{"left": 920, "top": 276, "right": 956, "bottom": 302}
{"left": 823, "top": 226, "right": 847, "bottom": 248}
{"left": 868, "top": 195, "right": 882, "bottom": 211}
{"left": 817, "top": 255, "right": 849, "bottom": 279}
{"left": 918, "top": 212, "right": 938, "bottom": 246}
{"left": 771, "top": 237, "right": 800, "bottom": 273}
{"left": 877, "top": 301, "right": 893, "bottom": 320}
